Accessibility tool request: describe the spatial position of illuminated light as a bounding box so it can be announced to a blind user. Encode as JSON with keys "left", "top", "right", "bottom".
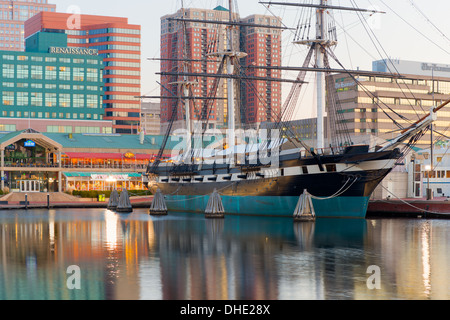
{"left": 106, "top": 176, "right": 117, "bottom": 183}
{"left": 105, "top": 211, "right": 119, "bottom": 251}
{"left": 124, "top": 152, "right": 135, "bottom": 159}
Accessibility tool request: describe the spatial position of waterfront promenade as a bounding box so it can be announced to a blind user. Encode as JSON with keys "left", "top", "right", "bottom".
{"left": 0, "top": 192, "right": 153, "bottom": 210}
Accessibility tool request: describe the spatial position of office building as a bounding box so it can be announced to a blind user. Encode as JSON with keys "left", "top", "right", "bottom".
{"left": 160, "top": 6, "right": 282, "bottom": 133}
{"left": 25, "top": 11, "right": 142, "bottom": 134}
{"left": 0, "top": 0, "right": 56, "bottom": 51}
{"left": 0, "top": 31, "right": 112, "bottom": 134}
{"left": 332, "top": 60, "right": 450, "bottom": 148}
{"left": 140, "top": 101, "right": 161, "bottom": 135}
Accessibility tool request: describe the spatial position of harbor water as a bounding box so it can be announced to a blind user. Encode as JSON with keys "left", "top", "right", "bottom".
{"left": 0, "top": 208, "right": 448, "bottom": 300}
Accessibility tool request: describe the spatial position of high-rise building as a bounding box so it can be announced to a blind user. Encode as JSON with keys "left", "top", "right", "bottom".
{"left": 240, "top": 14, "right": 282, "bottom": 127}
{"left": 24, "top": 11, "right": 142, "bottom": 134}
{"left": 160, "top": 6, "right": 239, "bottom": 133}
{"left": 0, "top": 31, "right": 111, "bottom": 134}
{"left": 160, "top": 6, "right": 282, "bottom": 133}
{"left": 0, "top": 0, "right": 56, "bottom": 51}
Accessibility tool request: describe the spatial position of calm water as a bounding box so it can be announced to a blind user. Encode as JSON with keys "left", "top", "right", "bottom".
{"left": 0, "top": 208, "right": 448, "bottom": 300}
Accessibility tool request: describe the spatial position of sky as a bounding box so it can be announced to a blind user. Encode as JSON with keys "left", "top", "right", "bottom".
{"left": 51, "top": 0, "right": 450, "bottom": 119}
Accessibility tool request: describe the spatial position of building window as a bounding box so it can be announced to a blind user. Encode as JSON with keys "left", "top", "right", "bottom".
{"left": 2, "top": 91, "right": 14, "bottom": 106}
{"left": 31, "top": 92, "right": 43, "bottom": 107}
{"left": 86, "top": 68, "right": 98, "bottom": 82}
{"left": 45, "top": 93, "right": 57, "bottom": 107}
{"left": 17, "top": 92, "right": 28, "bottom": 106}
{"left": 87, "top": 95, "right": 98, "bottom": 108}
{"left": 31, "top": 65, "right": 43, "bottom": 80}
{"left": 2, "top": 64, "right": 14, "bottom": 79}
{"left": 59, "top": 66, "right": 71, "bottom": 81}
{"left": 73, "top": 94, "right": 85, "bottom": 108}
{"left": 59, "top": 94, "right": 71, "bottom": 108}
{"left": 73, "top": 67, "right": 85, "bottom": 82}
{"left": 17, "top": 65, "right": 29, "bottom": 79}
{"left": 45, "top": 66, "right": 57, "bottom": 80}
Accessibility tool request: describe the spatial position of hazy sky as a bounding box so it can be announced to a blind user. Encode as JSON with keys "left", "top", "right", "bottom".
{"left": 51, "top": 0, "right": 450, "bottom": 118}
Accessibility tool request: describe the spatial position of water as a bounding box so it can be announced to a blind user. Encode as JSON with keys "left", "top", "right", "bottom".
{"left": 0, "top": 208, "right": 448, "bottom": 300}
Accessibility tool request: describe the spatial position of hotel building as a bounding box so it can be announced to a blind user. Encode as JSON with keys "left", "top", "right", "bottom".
{"left": 0, "top": 31, "right": 111, "bottom": 134}
{"left": 0, "top": 0, "right": 56, "bottom": 51}
{"left": 25, "top": 11, "right": 142, "bottom": 134}
{"left": 160, "top": 6, "right": 282, "bottom": 132}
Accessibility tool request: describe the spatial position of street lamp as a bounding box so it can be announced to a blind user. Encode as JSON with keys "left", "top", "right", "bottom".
{"left": 425, "top": 164, "right": 433, "bottom": 200}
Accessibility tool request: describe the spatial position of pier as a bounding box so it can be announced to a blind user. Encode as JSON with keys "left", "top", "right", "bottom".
{"left": 368, "top": 197, "right": 450, "bottom": 219}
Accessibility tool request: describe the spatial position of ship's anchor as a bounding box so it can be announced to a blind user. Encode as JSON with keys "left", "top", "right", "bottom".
{"left": 116, "top": 189, "right": 133, "bottom": 214}
{"left": 294, "top": 189, "right": 316, "bottom": 222}
{"left": 205, "top": 189, "right": 225, "bottom": 219}
{"left": 149, "top": 188, "right": 168, "bottom": 216}
{"left": 107, "top": 189, "right": 120, "bottom": 211}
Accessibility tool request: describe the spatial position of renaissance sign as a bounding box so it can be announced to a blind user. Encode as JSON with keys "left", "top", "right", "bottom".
{"left": 49, "top": 47, "right": 99, "bottom": 56}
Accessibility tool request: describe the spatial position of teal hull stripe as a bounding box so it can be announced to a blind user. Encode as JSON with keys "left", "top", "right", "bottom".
{"left": 165, "top": 195, "right": 370, "bottom": 219}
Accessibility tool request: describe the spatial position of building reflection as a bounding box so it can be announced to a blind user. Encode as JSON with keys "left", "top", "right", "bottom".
{"left": 0, "top": 210, "right": 448, "bottom": 300}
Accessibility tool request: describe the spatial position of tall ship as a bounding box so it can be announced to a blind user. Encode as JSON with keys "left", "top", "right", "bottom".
{"left": 143, "top": 0, "right": 449, "bottom": 218}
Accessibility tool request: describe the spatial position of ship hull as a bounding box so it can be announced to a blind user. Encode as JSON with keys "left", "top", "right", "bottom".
{"left": 161, "top": 194, "right": 371, "bottom": 219}
{"left": 147, "top": 153, "right": 396, "bottom": 219}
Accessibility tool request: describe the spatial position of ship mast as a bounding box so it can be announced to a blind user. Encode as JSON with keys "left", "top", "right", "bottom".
{"left": 177, "top": 1, "right": 197, "bottom": 162}
{"left": 261, "top": 0, "right": 384, "bottom": 152}
{"left": 315, "top": 0, "right": 327, "bottom": 151}
{"left": 226, "top": 0, "right": 236, "bottom": 160}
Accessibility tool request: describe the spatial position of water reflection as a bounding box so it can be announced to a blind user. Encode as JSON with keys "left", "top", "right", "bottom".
{"left": 0, "top": 209, "right": 448, "bottom": 300}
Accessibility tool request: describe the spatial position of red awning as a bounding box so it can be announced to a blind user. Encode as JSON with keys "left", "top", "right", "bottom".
{"left": 64, "top": 152, "right": 123, "bottom": 160}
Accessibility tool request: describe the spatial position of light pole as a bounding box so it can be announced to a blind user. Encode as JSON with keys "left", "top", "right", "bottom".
{"left": 425, "top": 164, "right": 433, "bottom": 200}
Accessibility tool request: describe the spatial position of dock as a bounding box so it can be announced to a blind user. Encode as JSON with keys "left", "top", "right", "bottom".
{"left": 368, "top": 197, "right": 450, "bottom": 219}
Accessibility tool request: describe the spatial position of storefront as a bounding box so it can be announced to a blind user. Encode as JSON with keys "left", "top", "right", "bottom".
{"left": 1, "top": 129, "right": 162, "bottom": 194}
{"left": 9, "top": 171, "right": 59, "bottom": 193}
{"left": 63, "top": 172, "right": 144, "bottom": 192}
{"left": 1, "top": 130, "right": 63, "bottom": 193}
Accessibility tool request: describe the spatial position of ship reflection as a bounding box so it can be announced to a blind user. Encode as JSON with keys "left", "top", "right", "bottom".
{"left": 0, "top": 209, "right": 448, "bottom": 300}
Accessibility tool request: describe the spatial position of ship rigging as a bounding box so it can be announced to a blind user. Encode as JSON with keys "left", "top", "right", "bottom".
{"left": 141, "top": 0, "right": 450, "bottom": 219}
